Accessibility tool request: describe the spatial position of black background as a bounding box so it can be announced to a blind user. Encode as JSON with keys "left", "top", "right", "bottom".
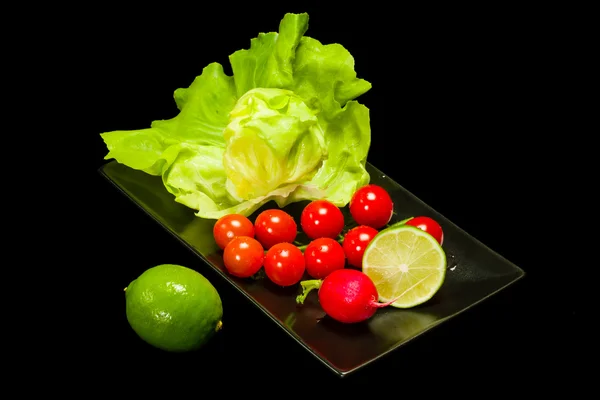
{"left": 78, "top": 2, "right": 578, "bottom": 390}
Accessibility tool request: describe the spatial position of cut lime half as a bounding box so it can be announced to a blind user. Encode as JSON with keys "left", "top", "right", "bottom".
{"left": 362, "top": 224, "right": 446, "bottom": 308}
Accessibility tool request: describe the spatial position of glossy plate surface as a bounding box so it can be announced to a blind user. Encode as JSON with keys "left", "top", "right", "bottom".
{"left": 99, "top": 160, "right": 525, "bottom": 376}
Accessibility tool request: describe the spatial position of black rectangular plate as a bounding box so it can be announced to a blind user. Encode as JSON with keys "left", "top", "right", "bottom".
{"left": 99, "top": 160, "right": 525, "bottom": 376}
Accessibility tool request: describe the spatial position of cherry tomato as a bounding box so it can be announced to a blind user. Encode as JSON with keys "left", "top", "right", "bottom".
{"left": 300, "top": 200, "right": 345, "bottom": 240}
{"left": 223, "top": 236, "right": 264, "bottom": 278}
{"left": 342, "top": 225, "right": 379, "bottom": 268}
{"left": 213, "top": 213, "right": 255, "bottom": 250}
{"left": 254, "top": 209, "right": 297, "bottom": 249}
{"left": 405, "top": 216, "right": 444, "bottom": 245}
{"left": 349, "top": 184, "right": 394, "bottom": 229}
{"left": 264, "top": 242, "right": 305, "bottom": 287}
{"left": 304, "top": 238, "right": 346, "bottom": 279}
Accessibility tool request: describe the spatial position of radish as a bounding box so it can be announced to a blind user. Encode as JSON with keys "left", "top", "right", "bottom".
{"left": 295, "top": 268, "right": 397, "bottom": 324}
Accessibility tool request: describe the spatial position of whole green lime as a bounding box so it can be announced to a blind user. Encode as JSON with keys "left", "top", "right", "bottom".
{"left": 125, "top": 264, "right": 223, "bottom": 352}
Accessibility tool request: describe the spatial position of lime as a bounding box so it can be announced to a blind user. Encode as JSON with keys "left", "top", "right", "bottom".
{"left": 362, "top": 224, "right": 446, "bottom": 308}
{"left": 125, "top": 264, "right": 223, "bottom": 352}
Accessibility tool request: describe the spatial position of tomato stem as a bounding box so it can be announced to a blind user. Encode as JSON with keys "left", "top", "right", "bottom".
{"left": 249, "top": 269, "right": 266, "bottom": 280}
{"left": 391, "top": 217, "right": 414, "bottom": 227}
{"left": 296, "top": 279, "right": 322, "bottom": 304}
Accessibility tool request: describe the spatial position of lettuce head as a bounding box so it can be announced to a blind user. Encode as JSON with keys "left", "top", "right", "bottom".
{"left": 100, "top": 12, "right": 372, "bottom": 219}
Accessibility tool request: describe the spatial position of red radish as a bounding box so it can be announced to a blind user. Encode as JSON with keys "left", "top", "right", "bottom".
{"left": 296, "top": 268, "right": 397, "bottom": 324}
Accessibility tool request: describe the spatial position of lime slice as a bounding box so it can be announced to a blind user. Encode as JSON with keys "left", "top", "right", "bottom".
{"left": 362, "top": 224, "right": 446, "bottom": 308}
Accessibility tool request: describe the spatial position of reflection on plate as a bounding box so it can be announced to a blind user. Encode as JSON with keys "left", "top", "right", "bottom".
{"left": 99, "top": 160, "right": 525, "bottom": 377}
{"left": 367, "top": 310, "right": 439, "bottom": 348}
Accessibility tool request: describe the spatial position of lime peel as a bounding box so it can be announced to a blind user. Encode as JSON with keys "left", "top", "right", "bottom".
{"left": 125, "top": 264, "right": 224, "bottom": 352}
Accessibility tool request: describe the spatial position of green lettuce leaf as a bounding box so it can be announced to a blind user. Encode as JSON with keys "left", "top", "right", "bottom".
{"left": 101, "top": 62, "right": 236, "bottom": 176}
{"left": 229, "top": 13, "right": 308, "bottom": 96}
{"left": 100, "top": 12, "right": 373, "bottom": 219}
{"left": 287, "top": 36, "right": 372, "bottom": 205}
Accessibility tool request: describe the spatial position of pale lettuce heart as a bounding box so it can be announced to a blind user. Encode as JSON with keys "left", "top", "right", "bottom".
{"left": 222, "top": 88, "right": 327, "bottom": 201}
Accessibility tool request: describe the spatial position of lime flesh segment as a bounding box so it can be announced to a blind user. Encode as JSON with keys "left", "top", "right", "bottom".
{"left": 362, "top": 224, "right": 446, "bottom": 308}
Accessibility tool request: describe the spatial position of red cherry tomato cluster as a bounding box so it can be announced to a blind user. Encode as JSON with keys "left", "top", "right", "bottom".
{"left": 212, "top": 184, "right": 445, "bottom": 288}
